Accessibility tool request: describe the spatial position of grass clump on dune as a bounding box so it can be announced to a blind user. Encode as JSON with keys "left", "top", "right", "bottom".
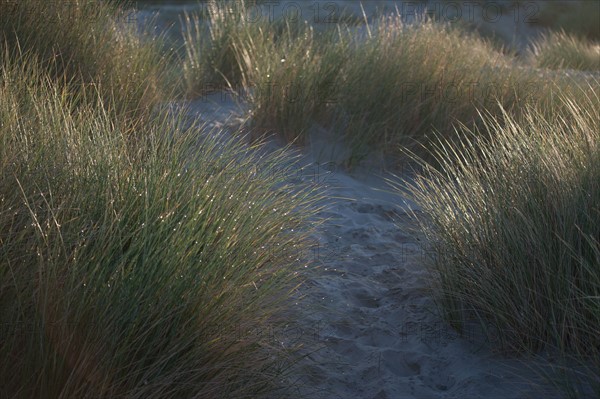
{"left": 530, "top": 31, "right": 600, "bottom": 71}
{"left": 0, "top": 0, "right": 177, "bottom": 120}
{"left": 0, "top": 1, "right": 321, "bottom": 395}
{"left": 333, "top": 15, "right": 512, "bottom": 160}
{"left": 399, "top": 86, "right": 599, "bottom": 396}
{"left": 183, "top": 0, "right": 349, "bottom": 140}
{"left": 182, "top": 0, "right": 251, "bottom": 91}
{"left": 233, "top": 21, "right": 349, "bottom": 142}
{"left": 182, "top": 0, "right": 277, "bottom": 93}
{"left": 0, "top": 52, "right": 319, "bottom": 398}
{"left": 184, "top": 4, "right": 590, "bottom": 165}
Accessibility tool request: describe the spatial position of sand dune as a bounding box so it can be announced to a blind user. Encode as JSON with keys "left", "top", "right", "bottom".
{"left": 173, "top": 92, "right": 573, "bottom": 399}
{"left": 146, "top": 2, "right": 598, "bottom": 397}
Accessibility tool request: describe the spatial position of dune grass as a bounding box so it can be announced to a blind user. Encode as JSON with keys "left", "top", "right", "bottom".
{"left": 0, "top": 51, "right": 320, "bottom": 399}
{"left": 6, "top": 1, "right": 594, "bottom": 397}
{"left": 183, "top": 0, "right": 349, "bottom": 142}
{"left": 184, "top": 3, "right": 597, "bottom": 165}
{"left": 397, "top": 86, "right": 599, "bottom": 396}
{"left": 332, "top": 15, "right": 516, "bottom": 161}
{"left": 0, "top": 1, "right": 321, "bottom": 397}
{"left": 0, "top": 0, "right": 179, "bottom": 121}
{"left": 233, "top": 20, "right": 349, "bottom": 142}
{"left": 182, "top": 0, "right": 260, "bottom": 92}
{"left": 530, "top": 31, "right": 600, "bottom": 71}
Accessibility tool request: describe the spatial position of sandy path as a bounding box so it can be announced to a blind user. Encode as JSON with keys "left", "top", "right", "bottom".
{"left": 287, "top": 170, "right": 562, "bottom": 399}
{"left": 175, "top": 94, "right": 569, "bottom": 399}
{"left": 143, "top": 1, "right": 598, "bottom": 395}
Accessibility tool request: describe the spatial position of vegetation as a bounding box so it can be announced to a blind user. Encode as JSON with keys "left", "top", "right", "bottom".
{"left": 0, "top": 1, "right": 319, "bottom": 397}
{"left": 3, "top": 0, "right": 599, "bottom": 397}
{"left": 398, "top": 86, "right": 600, "bottom": 396}
{"left": 182, "top": 0, "right": 263, "bottom": 91}
{"left": 530, "top": 31, "right": 600, "bottom": 71}
{"left": 233, "top": 19, "right": 349, "bottom": 143}
{"left": 331, "top": 16, "right": 517, "bottom": 161}
{"left": 0, "top": 0, "right": 177, "bottom": 121}
{"left": 184, "top": 2, "right": 598, "bottom": 165}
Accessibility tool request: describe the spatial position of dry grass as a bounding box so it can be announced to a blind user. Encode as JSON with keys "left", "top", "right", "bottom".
{"left": 0, "top": 0, "right": 179, "bottom": 121}
{"left": 398, "top": 85, "right": 600, "bottom": 397}
{"left": 0, "top": 2, "right": 321, "bottom": 397}
{"left": 184, "top": 3, "right": 596, "bottom": 165}
{"left": 530, "top": 31, "right": 600, "bottom": 71}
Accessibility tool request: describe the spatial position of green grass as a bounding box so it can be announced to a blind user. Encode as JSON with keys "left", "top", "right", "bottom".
{"left": 233, "top": 20, "right": 350, "bottom": 143}
{"left": 184, "top": 4, "right": 597, "bottom": 166}
{"left": 4, "top": 0, "right": 599, "bottom": 397}
{"left": 530, "top": 31, "right": 600, "bottom": 71}
{"left": 0, "top": 51, "right": 320, "bottom": 399}
{"left": 332, "top": 16, "right": 513, "bottom": 161}
{"left": 182, "top": 0, "right": 261, "bottom": 92}
{"left": 0, "top": 0, "right": 179, "bottom": 121}
{"left": 397, "top": 85, "right": 600, "bottom": 396}
{"left": 0, "top": 1, "right": 321, "bottom": 397}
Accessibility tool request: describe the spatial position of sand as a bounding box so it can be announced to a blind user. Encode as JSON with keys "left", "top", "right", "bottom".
{"left": 132, "top": 0, "right": 555, "bottom": 51}
{"left": 169, "top": 91, "right": 579, "bottom": 399}
{"left": 281, "top": 170, "right": 562, "bottom": 399}
{"left": 141, "top": 2, "right": 596, "bottom": 397}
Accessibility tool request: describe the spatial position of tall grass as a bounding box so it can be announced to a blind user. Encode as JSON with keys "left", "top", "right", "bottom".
{"left": 183, "top": 0, "right": 249, "bottom": 91}
{"left": 0, "top": 47, "right": 319, "bottom": 398}
{"left": 182, "top": 0, "right": 277, "bottom": 93}
{"left": 234, "top": 21, "right": 349, "bottom": 142}
{"left": 184, "top": 4, "right": 593, "bottom": 165}
{"left": 333, "top": 15, "right": 513, "bottom": 160}
{"left": 0, "top": 0, "right": 178, "bottom": 120}
{"left": 530, "top": 31, "right": 600, "bottom": 71}
{"left": 183, "top": 0, "right": 348, "bottom": 141}
{"left": 398, "top": 86, "right": 599, "bottom": 396}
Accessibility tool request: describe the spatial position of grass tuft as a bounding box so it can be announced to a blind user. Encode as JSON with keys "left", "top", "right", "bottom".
{"left": 530, "top": 31, "right": 600, "bottom": 71}
{"left": 184, "top": 5, "right": 597, "bottom": 166}
{"left": 398, "top": 85, "right": 600, "bottom": 395}
{"left": 0, "top": 0, "right": 178, "bottom": 121}
{"left": 1, "top": 18, "right": 319, "bottom": 399}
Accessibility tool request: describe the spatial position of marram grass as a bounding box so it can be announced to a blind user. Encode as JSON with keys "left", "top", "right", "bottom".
{"left": 397, "top": 86, "right": 599, "bottom": 396}
{"left": 0, "top": 0, "right": 179, "bottom": 121}
{"left": 183, "top": 3, "right": 597, "bottom": 165}
{"left": 0, "top": 53, "right": 321, "bottom": 398}
{"left": 530, "top": 31, "right": 600, "bottom": 71}
{"left": 182, "top": 0, "right": 262, "bottom": 92}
